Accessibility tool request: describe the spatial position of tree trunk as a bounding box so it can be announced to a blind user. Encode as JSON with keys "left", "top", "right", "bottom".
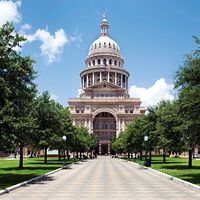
{"left": 149, "top": 147, "right": 152, "bottom": 163}
{"left": 163, "top": 148, "right": 166, "bottom": 163}
{"left": 44, "top": 147, "right": 47, "bottom": 164}
{"left": 19, "top": 144, "right": 23, "bottom": 169}
{"left": 58, "top": 149, "right": 61, "bottom": 161}
{"left": 140, "top": 150, "right": 143, "bottom": 160}
{"left": 79, "top": 151, "right": 82, "bottom": 160}
{"left": 188, "top": 149, "right": 193, "bottom": 168}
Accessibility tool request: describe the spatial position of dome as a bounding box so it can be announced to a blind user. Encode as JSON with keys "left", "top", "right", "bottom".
{"left": 87, "top": 17, "right": 121, "bottom": 58}
{"left": 88, "top": 35, "right": 121, "bottom": 57}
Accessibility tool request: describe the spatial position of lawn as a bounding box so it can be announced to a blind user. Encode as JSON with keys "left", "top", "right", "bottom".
{"left": 128, "top": 156, "right": 200, "bottom": 186}
{"left": 0, "top": 157, "right": 74, "bottom": 190}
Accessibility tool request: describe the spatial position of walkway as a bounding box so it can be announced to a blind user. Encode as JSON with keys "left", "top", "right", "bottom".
{"left": 2, "top": 157, "right": 200, "bottom": 200}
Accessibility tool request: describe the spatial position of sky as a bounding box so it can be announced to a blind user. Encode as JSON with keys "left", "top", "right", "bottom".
{"left": 0, "top": 0, "right": 200, "bottom": 107}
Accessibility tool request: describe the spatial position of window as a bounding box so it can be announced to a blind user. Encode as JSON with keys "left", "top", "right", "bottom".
{"left": 109, "top": 59, "right": 112, "bottom": 65}
{"left": 109, "top": 43, "right": 111, "bottom": 48}
{"left": 88, "top": 61, "right": 91, "bottom": 66}
{"left": 92, "top": 60, "right": 95, "bottom": 65}
{"left": 103, "top": 59, "right": 107, "bottom": 65}
{"left": 76, "top": 107, "right": 80, "bottom": 113}
{"left": 94, "top": 43, "right": 97, "bottom": 49}
{"left": 98, "top": 59, "right": 101, "bottom": 64}
{"left": 99, "top": 43, "right": 101, "bottom": 47}
{"left": 113, "top": 44, "right": 116, "bottom": 49}
{"left": 114, "top": 60, "right": 117, "bottom": 65}
{"left": 104, "top": 42, "right": 106, "bottom": 47}
{"left": 81, "top": 107, "right": 84, "bottom": 113}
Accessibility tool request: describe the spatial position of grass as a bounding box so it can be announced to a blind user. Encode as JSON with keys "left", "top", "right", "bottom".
{"left": 127, "top": 156, "right": 200, "bottom": 186}
{"left": 0, "top": 157, "right": 75, "bottom": 190}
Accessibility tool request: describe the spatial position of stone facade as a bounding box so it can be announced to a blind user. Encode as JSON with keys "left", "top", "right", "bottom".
{"left": 68, "top": 17, "right": 145, "bottom": 155}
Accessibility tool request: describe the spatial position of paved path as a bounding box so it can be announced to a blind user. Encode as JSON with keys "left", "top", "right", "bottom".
{"left": 1, "top": 157, "right": 200, "bottom": 200}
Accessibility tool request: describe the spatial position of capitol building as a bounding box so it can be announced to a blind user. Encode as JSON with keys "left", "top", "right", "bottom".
{"left": 68, "top": 17, "right": 145, "bottom": 155}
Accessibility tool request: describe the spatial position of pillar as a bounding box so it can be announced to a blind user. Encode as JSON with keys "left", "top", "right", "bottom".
{"left": 115, "top": 72, "right": 117, "bottom": 85}
{"left": 121, "top": 74, "right": 123, "bottom": 87}
{"left": 92, "top": 72, "right": 95, "bottom": 85}
{"left": 124, "top": 76, "right": 126, "bottom": 89}
{"left": 99, "top": 143, "right": 101, "bottom": 155}
{"left": 122, "top": 118, "right": 125, "bottom": 131}
{"left": 100, "top": 71, "right": 102, "bottom": 82}
{"left": 107, "top": 71, "right": 110, "bottom": 82}
{"left": 88, "top": 119, "right": 91, "bottom": 132}
{"left": 86, "top": 74, "right": 88, "bottom": 87}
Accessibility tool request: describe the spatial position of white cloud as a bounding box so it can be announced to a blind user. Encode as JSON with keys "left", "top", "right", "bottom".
{"left": 25, "top": 28, "right": 68, "bottom": 63}
{"left": 20, "top": 23, "right": 31, "bottom": 34}
{"left": 129, "top": 78, "right": 174, "bottom": 107}
{"left": 69, "top": 29, "right": 82, "bottom": 48}
{"left": 0, "top": 0, "right": 21, "bottom": 26}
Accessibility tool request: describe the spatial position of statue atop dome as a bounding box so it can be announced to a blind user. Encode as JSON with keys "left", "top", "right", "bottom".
{"left": 101, "top": 15, "right": 109, "bottom": 36}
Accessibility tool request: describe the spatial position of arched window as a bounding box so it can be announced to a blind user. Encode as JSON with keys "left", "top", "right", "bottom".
{"left": 94, "top": 43, "right": 97, "bottom": 49}
{"left": 99, "top": 43, "right": 101, "bottom": 48}
{"left": 109, "top": 59, "right": 112, "bottom": 65}
{"left": 103, "top": 58, "right": 107, "bottom": 65}
{"left": 114, "top": 60, "right": 117, "bottom": 65}
{"left": 92, "top": 60, "right": 95, "bottom": 65}
{"left": 109, "top": 43, "right": 111, "bottom": 48}
{"left": 113, "top": 44, "right": 115, "bottom": 49}
{"left": 98, "top": 59, "right": 101, "bottom": 65}
{"left": 104, "top": 42, "right": 106, "bottom": 47}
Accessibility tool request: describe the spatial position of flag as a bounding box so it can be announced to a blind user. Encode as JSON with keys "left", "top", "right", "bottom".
{"left": 104, "top": 62, "right": 110, "bottom": 72}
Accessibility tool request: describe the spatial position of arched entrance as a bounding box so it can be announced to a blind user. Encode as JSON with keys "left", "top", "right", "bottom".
{"left": 93, "top": 112, "right": 116, "bottom": 155}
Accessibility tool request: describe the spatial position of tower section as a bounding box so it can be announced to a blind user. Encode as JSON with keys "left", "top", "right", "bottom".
{"left": 68, "top": 17, "right": 145, "bottom": 155}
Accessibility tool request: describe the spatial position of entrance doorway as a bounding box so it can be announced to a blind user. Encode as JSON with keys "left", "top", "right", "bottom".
{"left": 93, "top": 112, "right": 116, "bottom": 155}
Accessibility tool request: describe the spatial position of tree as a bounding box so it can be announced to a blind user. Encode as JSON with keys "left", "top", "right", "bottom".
{"left": 174, "top": 39, "right": 200, "bottom": 168}
{"left": 72, "top": 126, "right": 95, "bottom": 159}
{"left": 32, "top": 92, "right": 62, "bottom": 164}
{"left": 0, "top": 23, "right": 36, "bottom": 168}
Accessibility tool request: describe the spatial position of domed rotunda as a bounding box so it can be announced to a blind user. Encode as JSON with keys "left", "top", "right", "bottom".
{"left": 68, "top": 17, "right": 145, "bottom": 155}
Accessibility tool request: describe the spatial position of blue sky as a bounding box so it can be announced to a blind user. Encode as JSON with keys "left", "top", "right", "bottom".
{"left": 1, "top": 0, "right": 200, "bottom": 107}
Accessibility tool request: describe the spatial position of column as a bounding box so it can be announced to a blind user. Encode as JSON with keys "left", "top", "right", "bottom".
{"left": 126, "top": 77, "right": 128, "bottom": 89}
{"left": 118, "top": 118, "right": 121, "bottom": 133}
{"left": 82, "top": 77, "right": 84, "bottom": 89}
{"left": 86, "top": 74, "right": 88, "bottom": 87}
{"left": 84, "top": 119, "right": 87, "bottom": 127}
{"left": 99, "top": 143, "right": 101, "bottom": 155}
{"left": 73, "top": 119, "right": 76, "bottom": 126}
{"left": 122, "top": 118, "right": 125, "bottom": 131}
{"left": 100, "top": 71, "right": 102, "bottom": 82}
{"left": 92, "top": 72, "right": 95, "bottom": 85}
{"left": 108, "top": 143, "right": 110, "bottom": 155}
{"left": 115, "top": 72, "right": 117, "bottom": 85}
{"left": 107, "top": 71, "right": 110, "bottom": 82}
{"left": 88, "top": 119, "right": 91, "bottom": 132}
{"left": 124, "top": 76, "right": 126, "bottom": 89}
{"left": 121, "top": 74, "right": 123, "bottom": 87}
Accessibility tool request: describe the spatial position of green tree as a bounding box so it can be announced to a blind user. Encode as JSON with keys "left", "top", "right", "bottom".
{"left": 0, "top": 23, "right": 36, "bottom": 168}
{"left": 72, "top": 126, "right": 95, "bottom": 159}
{"left": 32, "top": 92, "right": 62, "bottom": 164}
{"left": 174, "top": 39, "right": 200, "bottom": 168}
